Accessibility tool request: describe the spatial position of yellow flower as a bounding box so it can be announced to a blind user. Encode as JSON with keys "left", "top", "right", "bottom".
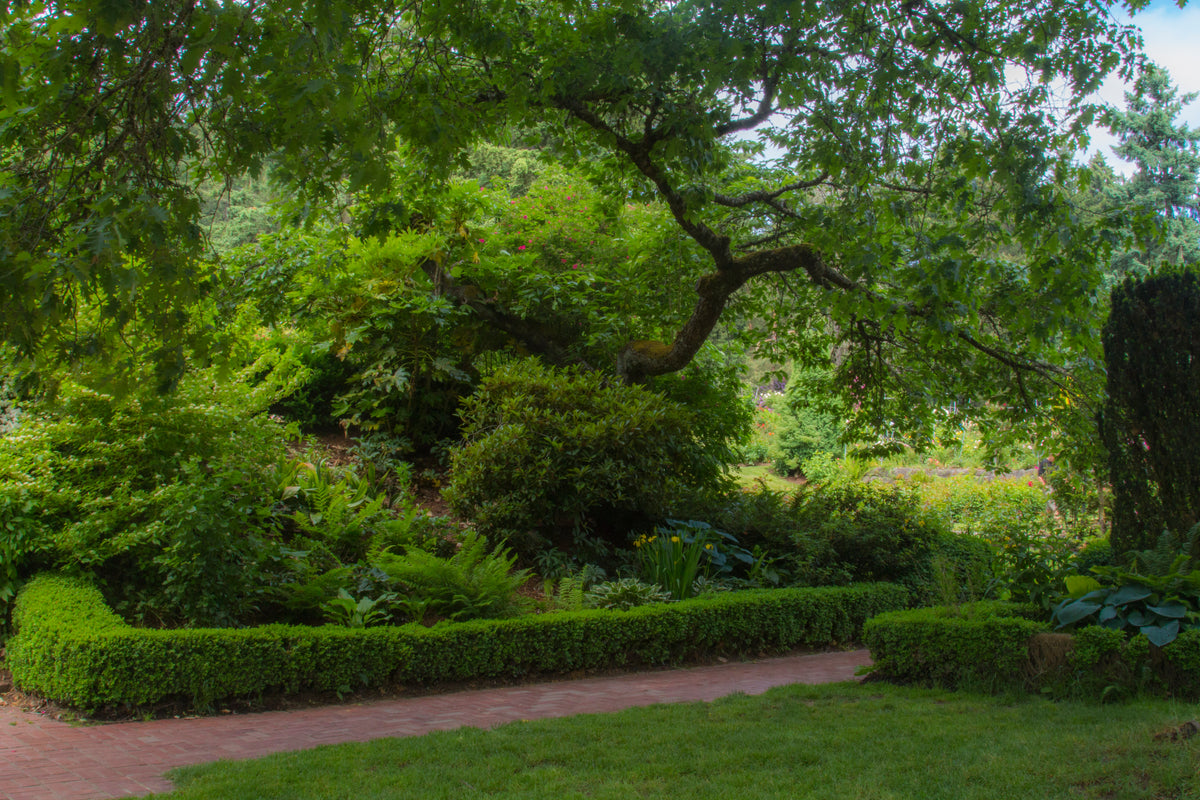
{"left": 671, "top": 536, "right": 680, "bottom": 543}
{"left": 705, "top": 543, "right": 714, "bottom": 550}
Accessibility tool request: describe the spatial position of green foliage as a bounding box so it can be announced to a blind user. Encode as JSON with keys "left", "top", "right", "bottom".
{"left": 921, "top": 533, "right": 998, "bottom": 606}
{"left": 766, "top": 374, "right": 842, "bottom": 477}
{"left": 371, "top": 531, "right": 531, "bottom": 623}
{"left": 1101, "top": 271, "right": 1200, "bottom": 557}
{"left": 864, "top": 602, "right": 1050, "bottom": 691}
{"left": 738, "top": 405, "right": 778, "bottom": 464}
{"left": 0, "top": 353, "right": 305, "bottom": 627}
{"left": 1103, "top": 62, "right": 1200, "bottom": 274}
{"left": 1052, "top": 529, "right": 1200, "bottom": 647}
{"left": 868, "top": 600, "right": 1200, "bottom": 701}
{"left": 1, "top": 0, "right": 1140, "bottom": 444}
{"left": 1073, "top": 538, "right": 1115, "bottom": 574}
{"left": 444, "top": 359, "right": 733, "bottom": 556}
{"left": 787, "top": 480, "right": 946, "bottom": 589}
{"left": 7, "top": 574, "right": 908, "bottom": 712}
{"left": 269, "top": 457, "right": 417, "bottom": 565}
{"left": 912, "top": 476, "right": 1081, "bottom": 608}
{"left": 321, "top": 589, "right": 397, "bottom": 629}
{"left": 583, "top": 578, "right": 673, "bottom": 610}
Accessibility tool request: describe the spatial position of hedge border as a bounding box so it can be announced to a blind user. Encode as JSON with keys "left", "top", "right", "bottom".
{"left": 7, "top": 574, "right": 909, "bottom": 712}
{"left": 864, "top": 601, "right": 1200, "bottom": 700}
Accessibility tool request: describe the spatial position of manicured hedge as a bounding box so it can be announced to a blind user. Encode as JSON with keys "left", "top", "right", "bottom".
{"left": 863, "top": 601, "right": 1048, "bottom": 691}
{"left": 864, "top": 601, "right": 1200, "bottom": 700}
{"left": 7, "top": 574, "right": 908, "bottom": 712}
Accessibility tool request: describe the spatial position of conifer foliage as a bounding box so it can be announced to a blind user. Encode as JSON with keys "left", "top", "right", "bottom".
{"left": 1101, "top": 271, "right": 1200, "bottom": 557}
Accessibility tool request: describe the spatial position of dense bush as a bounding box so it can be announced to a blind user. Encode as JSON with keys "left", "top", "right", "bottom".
{"left": 0, "top": 355, "right": 304, "bottom": 627}
{"left": 8, "top": 574, "right": 908, "bottom": 712}
{"left": 865, "top": 602, "right": 1200, "bottom": 700}
{"left": 1101, "top": 271, "right": 1200, "bottom": 558}
{"left": 786, "top": 480, "right": 947, "bottom": 589}
{"left": 767, "top": 376, "right": 841, "bottom": 477}
{"left": 444, "top": 359, "right": 734, "bottom": 557}
{"left": 864, "top": 602, "right": 1048, "bottom": 691}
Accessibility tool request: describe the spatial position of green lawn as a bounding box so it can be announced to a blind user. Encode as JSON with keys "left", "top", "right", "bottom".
{"left": 732, "top": 463, "right": 799, "bottom": 493}
{"left": 153, "top": 683, "right": 1198, "bottom": 800}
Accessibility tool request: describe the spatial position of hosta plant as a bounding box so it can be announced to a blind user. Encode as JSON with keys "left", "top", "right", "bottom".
{"left": 1052, "top": 531, "right": 1200, "bottom": 647}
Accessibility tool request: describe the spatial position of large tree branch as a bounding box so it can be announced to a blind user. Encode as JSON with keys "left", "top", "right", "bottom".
{"left": 616, "top": 239, "right": 1071, "bottom": 390}
{"left": 555, "top": 97, "right": 734, "bottom": 267}
{"left": 617, "top": 243, "right": 828, "bottom": 382}
{"left": 714, "top": 72, "right": 778, "bottom": 136}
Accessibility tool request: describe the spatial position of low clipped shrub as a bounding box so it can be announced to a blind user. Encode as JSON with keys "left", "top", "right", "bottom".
{"left": 864, "top": 602, "right": 1051, "bottom": 691}
{"left": 444, "top": 359, "right": 733, "bottom": 557}
{"left": 865, "top": 602, "right": 1200, "bottom": 700}
{"left": 8, "top": 574, "right": 908, "bottom": 712}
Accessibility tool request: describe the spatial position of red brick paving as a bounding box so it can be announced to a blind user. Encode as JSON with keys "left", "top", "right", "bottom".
{"left": 0, "top": 649, "right": 871, "bottom": 800}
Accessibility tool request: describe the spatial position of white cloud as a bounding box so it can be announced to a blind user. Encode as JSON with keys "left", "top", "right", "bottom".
{"left": 1086, "top": 1, "right": 1200, "bottom": 174}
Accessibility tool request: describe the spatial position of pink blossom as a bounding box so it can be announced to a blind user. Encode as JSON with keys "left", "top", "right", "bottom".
{"left": 518, "top": 245, "right": 526, "bottom": 251}
{"left": 478, "top": 238, "right": 485, "bottom": 244}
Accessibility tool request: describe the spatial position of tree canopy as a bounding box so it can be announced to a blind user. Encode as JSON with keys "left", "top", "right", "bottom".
{"left": 0, "top": 0, "right": 1144, "bottom": 423}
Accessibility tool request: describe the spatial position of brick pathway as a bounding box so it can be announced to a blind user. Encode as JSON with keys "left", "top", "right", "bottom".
{"left": 0, "top": 649, "right": 871, "bottom": 800}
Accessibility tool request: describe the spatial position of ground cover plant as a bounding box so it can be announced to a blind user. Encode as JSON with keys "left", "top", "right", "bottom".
{"left": 151, "top": 683, "right": 1198, "bottom": 800}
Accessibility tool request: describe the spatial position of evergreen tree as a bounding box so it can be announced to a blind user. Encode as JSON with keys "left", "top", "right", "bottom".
{"left": 1105, "top": 62, "right": 1200, "bottom": 274}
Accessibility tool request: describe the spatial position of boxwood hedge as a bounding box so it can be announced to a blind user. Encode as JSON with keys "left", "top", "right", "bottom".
{"left": 7, "top": 574, "right": 908, "bottom": 712}
{"left": 864, "top": 601, "right": 1200, "bottom": 699}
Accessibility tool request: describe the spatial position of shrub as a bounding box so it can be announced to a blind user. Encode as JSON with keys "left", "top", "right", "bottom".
{"left": 444, "top": 359, "right": 732, "bottom": 557}
{"left": 1101, "top": 271, "right": 1200, "bottom": 558}
{"left": 1073, "top": 538, "right": 1115, "bottom": 574}
{"left": 864, "top": 602, "right": 1050, "bottom": 690}
{"left": 916, "top": 532, "right": 998, "bottom": 606}
{"left": 865, "top": 601, "right": 1200, "bottom": 700}
{"left": 0, "top": 354, "right": 302, "bottom": 627}
{"left": 8, "top": 574, "right": 909, "bottom": 712}
{"left": 787, "top": 480, "right": 946, "bottom": 589}
{"left": 766, "top": 374, "right": 842, "bottom": 477}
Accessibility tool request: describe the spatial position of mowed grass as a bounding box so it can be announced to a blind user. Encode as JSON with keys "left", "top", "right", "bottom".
{"left": 152, "top": 683, "right": 1199, "bottom": 800}
{"left": 732, "top": 463, "right": 799, "bottom": 494}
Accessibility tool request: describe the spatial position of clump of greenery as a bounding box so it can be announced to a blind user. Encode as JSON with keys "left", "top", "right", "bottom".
{"left": 1052, "top": 527, "right": 1200, "bottom": 647}
{"left": 1101, "top": 271, "right": 1200, "bottom": 559}
{"left": 372, "top": 531, "right": 531, "bottom": 623}
{"left": 786, "top": 480, "right": 947, "bottom": 589}
{"left": 444, "top": 359, "right": 735, "bottom": 557}
{"left": 584, "top": 577, "right": 673, "bottom": 610}
{"left": 0, "top": 353, "right": 306, "bottom": 627}
{"left": 765, "top": 372, "right": 842, "bottom": 478}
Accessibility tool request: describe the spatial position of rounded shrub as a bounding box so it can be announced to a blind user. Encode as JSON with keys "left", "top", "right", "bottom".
{"left": 787, "top": 480, "right": 947, "bottom": 588}
{"left": 443, "top": 359, "right": 731, "bottom": 558}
